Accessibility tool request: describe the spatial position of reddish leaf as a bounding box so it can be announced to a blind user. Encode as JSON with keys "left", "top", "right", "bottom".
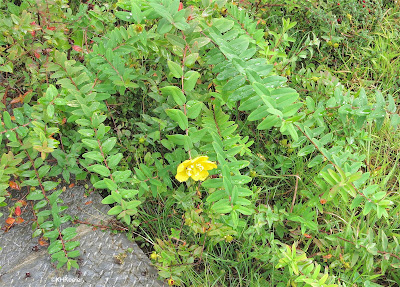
{"left": 69, "top": 183, "right": 75, "bottom": 188}
{"left": 30, "top": 31, "right": 36, "bottom": 37}
{"left": 5, "top": 217, "right": 15, "bottom": 225}
{"left": 11, "top": 90, "right": 33, "bottom": 104}
{"left": 34, "top": 51, "right": 41, "bottom": 59}
{"left": 62, "top": 117, "right": 67, "bottom": 124}
{"left": 15, "top": 206, "right": 21, "bottom": 216}
{"left": 9, "top": 181, "right": 20, "bottom": 190}
{"left": 85, "top": 201, "right": 93, "bottom": 205}
{"left": 15, "top": 217, "right": 24, "bottom": 224}
{"left": 47, "top": 26, "right": 56, "bottom": 31}
{"left": 178, "top": 2, "right": 183, "bottom": 11}
{"left": 30, "top": 21, "right": 36, "bottom": 26}
{"left": 323, "top": 254, "right": 332, "bottom": 259}
{"left": 72, "top": 45, "right": 83, "bottom": 52}
{"left": 38, "top": 237, "right": 49, "bottom": 246}
{"left": 10, "top": 97, "right": 22, "bottom": 104}
{"left": 303, "top": 233, "right": 312, "bottom": 238}
{"left": 18, "top": 200, "right": 27, "bottom": 206}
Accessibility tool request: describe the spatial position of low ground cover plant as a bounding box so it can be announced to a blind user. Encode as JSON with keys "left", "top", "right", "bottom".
{"left": 0, "top": 0, "right": 399, "bottom": 286}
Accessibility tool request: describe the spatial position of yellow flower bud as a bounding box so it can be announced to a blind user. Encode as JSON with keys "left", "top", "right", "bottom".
{"left": 150, "top": 252, "right": 158, "bottom": 260}
{"left": 224, "top": 235, "right": 233, "bottom": 242}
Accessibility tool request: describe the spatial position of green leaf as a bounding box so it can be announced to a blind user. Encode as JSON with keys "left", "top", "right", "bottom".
{"left": 130, "top": 0, "right": 142, "bottom": 23}
{"left": 237, "top": 206, "right": 253, "bottom": 215}
{"left": 76, "top": 119, "right": 91, "bottom": 126}
{"left": 186, "top": 100, "right": 203, "bottom": 119}
{"left": 47, "top": 105, "right": 55, "bottom": 118}
{"left": 257, "top": 115, "right": 280, "bottom": 130}
{"left": 42, "top": 181, "right": 59, "bottom": 191}
{"left": 149, "top": 2, "right": 174, "bottom": 23}
{"left": 212, "top": 199, "right": 232, "bottom": 214}
{"left": 166, "top": 109, "right": 188, "bottom": 130}
{"left": 160, "top": 86, "right": 186, "bottom": 106}
{"left": 206, "top": 189, "right": 226, "bottom": 203}
{"left": 252, "top": 82, "right": 270, "bottom": 97}
{"left": 190, "top": 37, "right": 210, "bottom": 48}
{"left": 107, "top": 153, "right": 123, "bottom": 169}
{"left": 248, "top": 106, "right": 269, "bottom": 121}
{"left": 212, "top": 18, "right": 234, "bottom": 33}
{"left": 305, "top": 96, "right": 315, "bottom": 111}
{"left": 64, "top": 240, "right": 80, "bottom": 251}
{"left": 229, "top": 85, "right": 254, "bottom": 102}
{"left": 174, "top": 20, "right": 190, "bottom": 31}
{"left": 104, "top": 178, "right": 118, "bottom": 191}
{"left": 34, "top": 200, "right": 48, "bottom": 209}
{"left": 68, "top": 250, "right": 81, "bottom": 258}
{"left": 78, "top": 129, "right": 95, "bottom": 137}
{"left": 202, "top": 178, "right": 223, "bottom": 189}
{"left": 13, "top": 109, "right": 24, "bottom": 125}
{"left": 184, "top": 53, "right": 198, "bottom": 67}
{"left": 298, "top": 145, "right": 315, "bottom": 157}
{"left": 183, "top": 71, "right": 200, "bottom": 92}
{"left": 102, "top": 137, "right": 117, "bottom": 154}
{"left": 156, "top": 18, "right": 172, "bottom": 34}
{"left": 48, "top": 240, "right": 62, "bottom": 254}
{"left": 286, "top": 123, "right": 298, "bottom": 141}
{"left": 350, "top": 195, "right": 364, "bottom": 209}
{"left": 108, "top": 205, "right": 123, "bottom": 215}
{"left": 112, "top": 170, "right": 132, "bottom": 183}
{"left": 231, "top": 210, "right": 239, "bottom": 229}
{"left": 308, "top": 155, "right": 324, "bottom": 168}
{"left": 83, "top": 151, "right": 103, "bottom": 162}
{"left": 32, "top": 229, "right": 43, "bottom": 238}
{"left": 273, "top": 88, "right": 299, "bottom": 108}
{"left": 3, "top": 111, "right": 12, "bottom": 129}
{"left": 44, "top": 230, "right": 59, "bottom": 240}
{"left": 126, "top": 200, "right": 141, "bottom": 209}
{"left": 46, "top": 84, "right": 58, "bottom": 100}
{"left": 82, "top": 139, "right": 98, "bottom": 149}
{"left": 89, "top": 164, "right": 110, "bottom": 177}
{"left": 36, "top": 210, "right": 51, "bottom": 217}
{"left": 223, "top": 75, "right": 246, "bottom": 91}
{"left": 166, "top": 33, "right": 186, "bottom": 49}
{"left": 102, "top": 195, "right": 116, "bottom": 204}
{"left": 27, "top": 190, "right": 45, "bottom": 201}
{"left": 167, "top": 60, "right": 183, "bottom": 78}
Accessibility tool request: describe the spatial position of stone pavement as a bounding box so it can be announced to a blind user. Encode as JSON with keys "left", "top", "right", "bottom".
{"left": 0, "top": 186, "right": 166, "bottom": 287}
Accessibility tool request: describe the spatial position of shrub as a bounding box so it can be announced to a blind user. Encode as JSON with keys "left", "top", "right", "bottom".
{"left": 1, "top": 0, "right": 399, "bottom": 285}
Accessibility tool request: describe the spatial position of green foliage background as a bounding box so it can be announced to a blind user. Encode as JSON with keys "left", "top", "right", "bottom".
{"left": 0, "top": 0, "right": 399, "bottom": 286}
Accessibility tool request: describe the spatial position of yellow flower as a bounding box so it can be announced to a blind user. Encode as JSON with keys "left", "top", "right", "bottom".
{"left": 150, "top": 252, "right": 158, "bottom": 260}
{"left": 168, "top": 278, "right": 175, "bottom": 286}
{"left": 175, "top": 156, "right": 217, "bottom": 182}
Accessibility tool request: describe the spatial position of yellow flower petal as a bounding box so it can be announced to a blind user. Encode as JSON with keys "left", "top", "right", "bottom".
{"left": 201, "top": 161, "right": 218, "bottom": 170}
{"left": 177, "top": 160, "right": 191, "bottom": 173}
{"left": 192, "top": 156, "right": 209, "bottom": 164}
{"left": 176, "top": 171, "right": 189, "bottom": 182}
{"left": 192, "top": 170, "right": 209, "bottom": 181}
